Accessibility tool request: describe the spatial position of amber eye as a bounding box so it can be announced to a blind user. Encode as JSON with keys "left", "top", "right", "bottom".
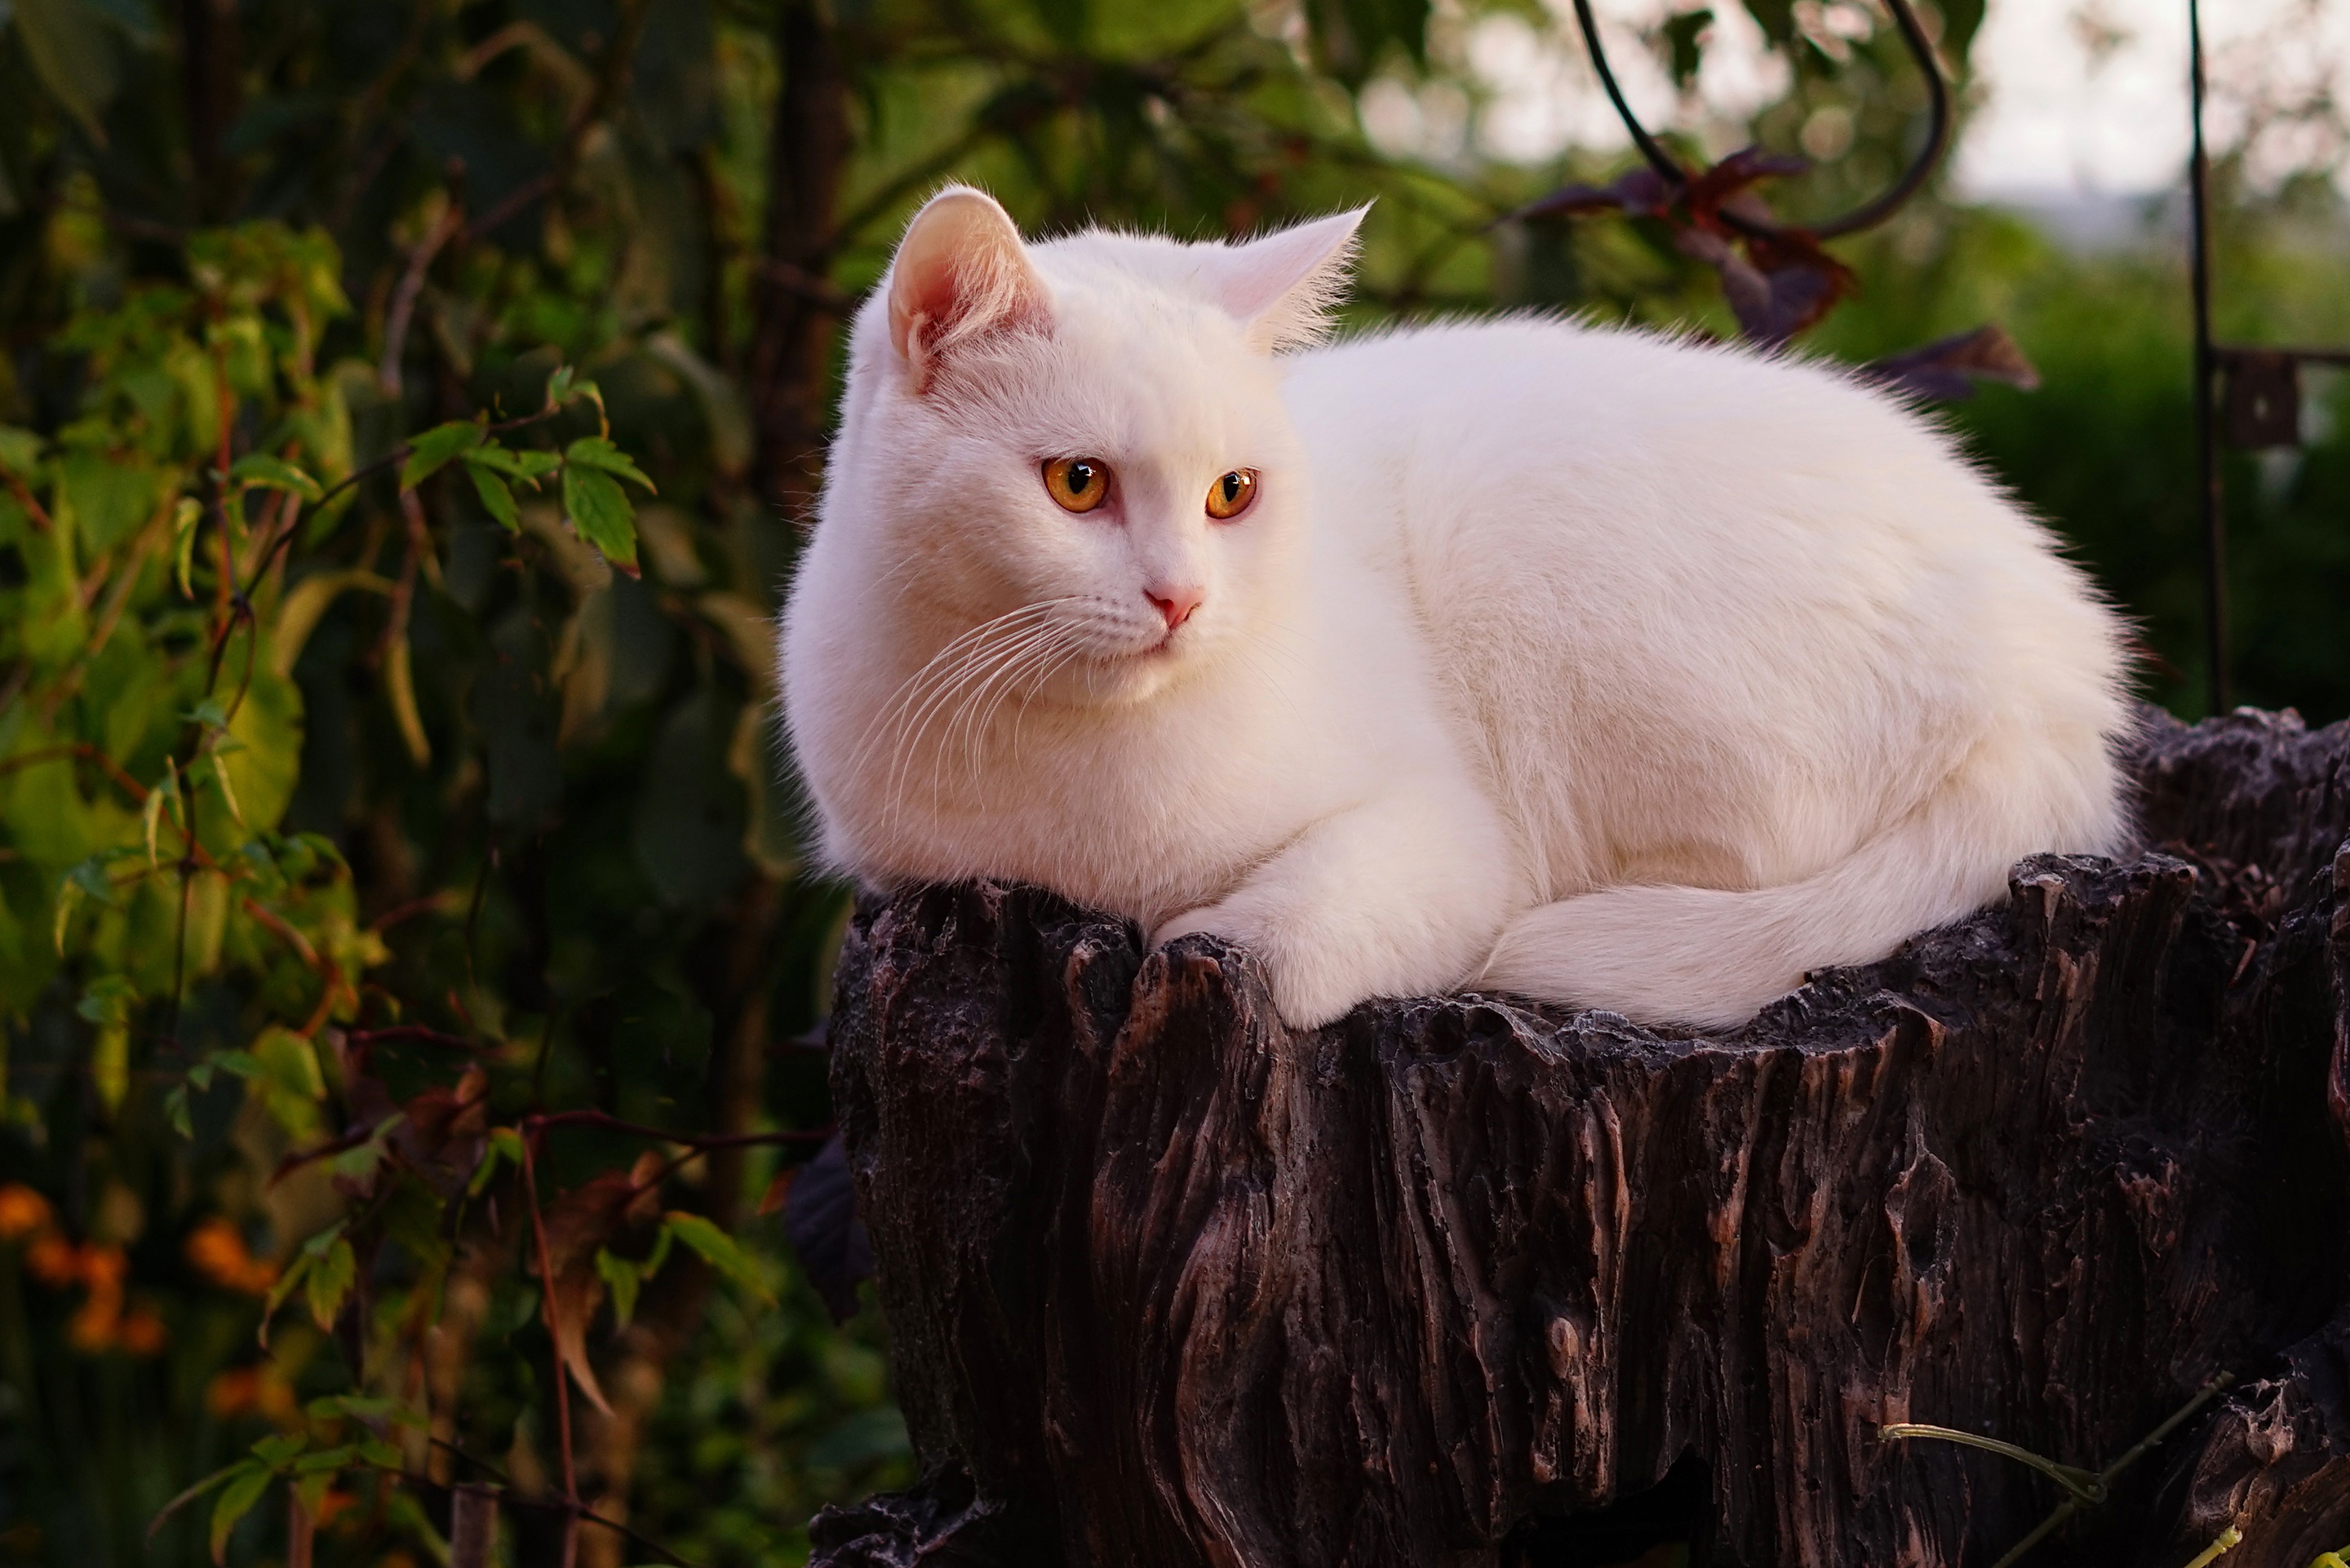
{"left": 1204, "top": 469, "right": 1257, "bottom": 520}
{"left": 1044, "top": 456, "right": 1111, "bottom": 513}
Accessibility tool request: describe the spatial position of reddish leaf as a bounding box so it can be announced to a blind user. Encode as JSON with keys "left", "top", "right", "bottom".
{"left": 392, "top": 1066, "right": 490, "bottom": 1194}
{"left": 1505, "top": 166, "right": 1675, "bottom": 225}
{"left": 536, "top": 1157, "right": 663, "bottom": 1415}
{"left": 1678, "top": 226, "right": 1854, "bottom": 343}
{"left": 1861, "top": 323, "right": 2043, "bottom": 401}
{"left": 1680, "top": 145, "right": 1808, "bottom": 232}
{"left": 758, "top": 1169, "right": 795, "bottom": 1217}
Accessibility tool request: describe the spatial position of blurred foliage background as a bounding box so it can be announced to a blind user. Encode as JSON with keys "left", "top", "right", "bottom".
{"left": 0, "top": 0, "right": 2343, "bottom": 1564}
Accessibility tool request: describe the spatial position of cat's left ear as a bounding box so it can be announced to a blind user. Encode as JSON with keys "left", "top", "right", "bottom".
{"left": 1199, "top": 206, "right": 1370, "bottom": 353}
{"left": 886, "top": 185, "right": 1051, "bottom": 391}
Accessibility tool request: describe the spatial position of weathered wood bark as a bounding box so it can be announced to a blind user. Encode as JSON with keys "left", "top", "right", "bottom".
{"left": 809, "top": 709, "right": 2350, "bottom": 1568}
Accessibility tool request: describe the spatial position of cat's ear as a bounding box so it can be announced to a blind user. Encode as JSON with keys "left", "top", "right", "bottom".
{"left": 1200, "top": 206, "right": 1370, "bottom": 353}
{"left": 886, "top": 186, "right": 1049, "bottom": 389}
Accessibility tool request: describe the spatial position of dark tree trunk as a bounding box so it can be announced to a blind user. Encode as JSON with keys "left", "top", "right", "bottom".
{"left": 180, "top": 0, "right": 242, "bottom": 222}
{"left": 747, "top": 0, "right": 849, "bottom": 524}
{"left": 809, "top": 708, "right": 2350, "bottom": 1568}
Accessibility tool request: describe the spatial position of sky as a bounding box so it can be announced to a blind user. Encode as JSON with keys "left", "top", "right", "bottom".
{"left": 1368, "top": 0, "right": 2350, "bottom": 199}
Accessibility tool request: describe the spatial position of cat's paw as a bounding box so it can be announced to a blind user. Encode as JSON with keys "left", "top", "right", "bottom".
{"left": 1151, "top": 906, "right": 1355, "bottom": 1029}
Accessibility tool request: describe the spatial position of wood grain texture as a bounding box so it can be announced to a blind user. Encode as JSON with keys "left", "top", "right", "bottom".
{"left": 809, "top": 708, "right": 2350, "bottom": 1568}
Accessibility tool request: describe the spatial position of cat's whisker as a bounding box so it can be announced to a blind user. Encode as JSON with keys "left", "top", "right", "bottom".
{"left": 852, "top": 600, "right": 1072, "bottom": 787}
{"left": 867, "top": 605, "right": 1071, "bottom": 839}
{"left": 885, "top": 603, "right": 1086, "bottom": 831}
{"left": 956, "top": 620, "right": 1084, "bottom": 785}
{"left": 1009, "top": 637, "right": 1097, "bottom": 768}
{"left": 931, "top": 620, "right": 1071, "bottom": 804}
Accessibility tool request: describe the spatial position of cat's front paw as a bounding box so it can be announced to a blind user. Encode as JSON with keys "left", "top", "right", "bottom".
{"left": 1151, "top": 906, "right": 1355, "bottom": 1029}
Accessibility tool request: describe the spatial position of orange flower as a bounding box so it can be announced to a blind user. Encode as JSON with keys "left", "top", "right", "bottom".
{"left": 118, "top": 1304, "right": 167, "bottom": 1356}
{"left": 184, "top": 1218, "right": 279, "bottom": 1295}
{"left": 78, "top": 1242, "right": 126, "bottom": 1292}
{"left": 206, "top": 1366, "right": 263, "bottom": 1416}
{"left": 68, "top": 1276, "right": 123, "bottom": 1351}
{"left": 205, "top": 1364, "right": 299, "bottom": 1421}
{"left": 0, "top": 1184, "right": 51, "bottom": 1241}
{"left": 24, "top": 1233, "right": 80, "bottom": 1286}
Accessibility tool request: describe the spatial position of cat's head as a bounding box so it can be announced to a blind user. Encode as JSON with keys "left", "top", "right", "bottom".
{"left": 823, "top": 185, "right": 1365, "bottom": 706}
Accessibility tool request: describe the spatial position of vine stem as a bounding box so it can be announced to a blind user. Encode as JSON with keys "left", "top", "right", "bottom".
{"left": 518, "top": 1131, "right": 581, "bottom": 1568}
{"left": 1882, "top": 1372, "right": 2236, "bottom": 1568}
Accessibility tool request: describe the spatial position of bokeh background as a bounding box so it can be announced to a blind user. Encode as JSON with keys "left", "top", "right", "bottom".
{"left": 0, "top": 0, "right": 2344, "bottom": 1564}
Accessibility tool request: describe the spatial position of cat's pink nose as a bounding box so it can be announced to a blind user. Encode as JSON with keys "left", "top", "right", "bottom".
{"left": 1146, "top": 587, "right": 1202, "bottom": 631}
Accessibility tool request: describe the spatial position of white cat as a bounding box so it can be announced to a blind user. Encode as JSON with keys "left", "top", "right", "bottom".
{"left": 779, "top": 186, "right": 2130, "bottom": 1030}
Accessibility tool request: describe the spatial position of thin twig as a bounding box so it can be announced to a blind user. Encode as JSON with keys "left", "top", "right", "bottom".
{"left": 347, "top": 1025, "right": 487, "bottom": 1056}
{"left": 1878, "top": 1425, "right": 2103, "bottom": 1504}
{"left": 1883, "top": 1373, "right": 2237, "bottom": 1568}
{"left": 517, "top": 1132, "right": 581, "bottom": 1568}
{"left": 382, "top": 199, "right": 468, "bottom": 397}
{"left": 0, "top": 461, "right": 54, "bottom": 533}
{"left": 423, "top": 1439, "right": 695, "bottom": 1567}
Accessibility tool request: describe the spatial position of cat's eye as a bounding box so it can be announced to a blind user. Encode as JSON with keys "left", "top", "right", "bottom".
{"left": 1044, "top": 456, "right": 1111, "bottom": 513}
{"left": 1205, "top": 469, "right": 1258, "bottom": 520}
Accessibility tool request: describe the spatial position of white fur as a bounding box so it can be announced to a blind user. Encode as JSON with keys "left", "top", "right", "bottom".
{"left": 780, "top": 188, "right": 2131, "bottom": 1030}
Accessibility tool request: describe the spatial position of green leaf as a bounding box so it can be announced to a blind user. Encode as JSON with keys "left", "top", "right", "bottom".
{"left": 228, "top": 453, "right": 322, "bottom": 502}
{"left": 564, "top": 437, "right": 655, "bottom": 492}
{"left": 251, "top": 1433, "right": 309, "bottom": 1467}
{"left": 662, "top": 1211, "right": 774, "bottom": 1305}
{"left": 142, "top": 776, "right": 170, "bottom": 866}
{"left": 596, "top": 1247, "right": 641, "bottom": 1331}
{"left": 291, "top": 1443, "right": 358, "bottom": 1473}
{"left": 331, "top": 1114, "right": 401, "bottom": 1185}
{"left": 463, "top": 444, "right": 561, "bottom": 485}
{"left": 52, "top": 876, "right": 85, "bottom": 958}
{"left": 307, "top": 1393, "right": 426, "bottom": 1429}
{"left": 208, "top": 1462, "right": 272, "bottom": 1565}
{"left": 468, "top": 1127, "right": 523, "bottom": 1198}
{"left": 16, "top": 0, "right": 121, "bottom": 145}
{"left": 76, "top": 973, "right": 136, "bottom": 1024}
{"left": 295, "top": 1468, "right": 334, "bottom": 1521}
{"left": 569, "top": 377, "right": 608, "bottom": 435}
{"left": 305, "top": 1235, "right": 357, "bottom": 1331}
{"left": 0, "top": 425, "right": 42, "bottom": 476}
{"left": 399, "top": 420, "right": 485, "bottom": 490}
{"left": 146, "top": 1459, "right": 246, "bottom": 1543}
{"left": 562, "top": 464, "right": 639, "bottom": 571}
{"left": 172, "top": 496, "right": 202, "bottom": 599}
{"left": 259, "top": 1225, "right": 339, "bottom": 1347}
{"left": 165, "top": 1083, "right": 192, "bottom": 1138}
{"left": 644, "top": 1220, "right": 672, "bottom": 1279}
{"left": 465, "top": 461, "right": 519, "bottom": 532}
{"left": 1662, "top": 9, "right": 1712, "bottom": 90}
{"left": 545, "top": 365, "right": 577, "bottom": 408}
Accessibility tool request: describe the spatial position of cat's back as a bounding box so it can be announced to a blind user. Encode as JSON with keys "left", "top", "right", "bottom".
{"left": 1281, "top": 314, "right": 1945, "bottom": 507}
{"left": 1278, "top": 314, "right": 2126, "bottom": 893}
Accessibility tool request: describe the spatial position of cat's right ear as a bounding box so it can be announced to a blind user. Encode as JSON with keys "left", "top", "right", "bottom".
{"left": 886, "top": 187, "right": 1049, "bottom": 391}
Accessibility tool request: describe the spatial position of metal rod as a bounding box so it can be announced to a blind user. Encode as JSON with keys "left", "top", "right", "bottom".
{"left": 2215, "top": 343, "right": 2350, "bottom": 368}
{"left": 2188, "top": 0, "right": 2229, "bottom": 714}
{"left": 1566, "top": 0, "right": 1952, "bottom": 241}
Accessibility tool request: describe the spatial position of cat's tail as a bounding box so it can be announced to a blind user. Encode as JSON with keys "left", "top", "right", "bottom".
{"left": 1476, "top": 740, "right": 2126, "bottom": 1030}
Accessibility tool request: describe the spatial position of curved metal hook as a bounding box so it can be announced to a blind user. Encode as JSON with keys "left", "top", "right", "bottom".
{"left": 1567, "top": 0, "right": 1952, "bottom": 241}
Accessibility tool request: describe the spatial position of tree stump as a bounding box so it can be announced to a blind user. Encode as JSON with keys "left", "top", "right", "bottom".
{"left": 806, "top": 709, "right": 2350, "bottom": 1568}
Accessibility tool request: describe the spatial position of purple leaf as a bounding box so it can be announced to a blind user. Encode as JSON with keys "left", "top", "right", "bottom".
{"left": 1862, "top": 324, "right": 2042, "bottom": 401}
{"left": 784, "top": 1135, "right": 875, "bottom": 1324}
